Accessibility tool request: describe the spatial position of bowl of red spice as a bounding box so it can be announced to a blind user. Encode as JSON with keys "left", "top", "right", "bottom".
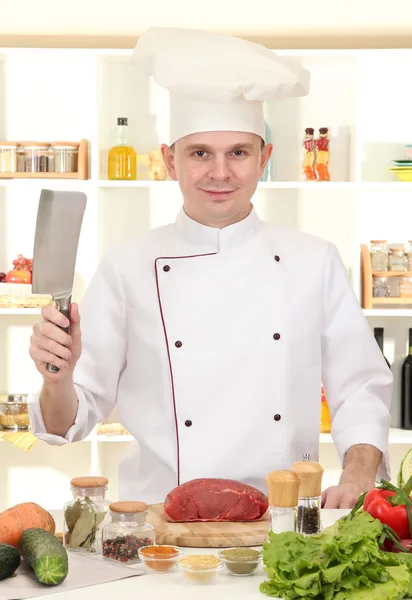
{"left": 138, "top": 544, "right": 182, "bottom": 573}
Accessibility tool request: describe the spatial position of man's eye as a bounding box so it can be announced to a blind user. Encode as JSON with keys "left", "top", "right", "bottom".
{"left": 233, "top": 150, "right": 245, "bottom": 156}
{"left": 195, "top": 151, "right": 206, "bottom": 157}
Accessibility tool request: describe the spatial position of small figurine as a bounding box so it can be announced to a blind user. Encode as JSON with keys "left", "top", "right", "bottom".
{"left": 302, "top": 128, "right": 316, "bottom": 181}
{"left": 315, "top": 128, "right": 330, "bottom": 181}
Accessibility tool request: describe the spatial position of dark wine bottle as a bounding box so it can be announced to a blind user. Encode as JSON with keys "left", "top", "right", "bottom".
{"left": 373, "top": 327, "right": 391, "bottom": 369}
{"left": 401, "top": 328, "right": 412, "bottom": 429}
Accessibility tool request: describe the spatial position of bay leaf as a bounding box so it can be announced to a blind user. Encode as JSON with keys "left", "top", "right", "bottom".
{"left": 65, "top": 499, "right": 82, "bottom": 532}
{"left": 67, "top": 506, "right": 96, "bottom": 548}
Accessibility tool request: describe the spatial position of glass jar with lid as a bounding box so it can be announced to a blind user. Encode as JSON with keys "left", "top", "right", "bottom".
{"left": 51, "top": 142, "right": 79, "bottom": 173}
{"left": 400, "top": 277, "right": 412, "bottom": 298}
{"left": 0, "top": 143, "right": 19, "bottom": 173}
{"left": 388, "top": 247, "right": 408, "bottom": 272}
{"left": 373, "top": 275, "right": 390, "bottom": 298}
{"left": 102, "top": 501, "right": 155, "bottom": 564}
{"left": 17, "top": 142, "right": 53, "bottom": 173}
{"left": 63, "top": 476, "right": 111, "bottom": 554}
{"left": 370, "top": 240, "right": 388, "bottom": 271}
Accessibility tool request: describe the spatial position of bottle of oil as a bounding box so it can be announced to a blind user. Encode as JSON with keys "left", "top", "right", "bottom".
{"left": 108, "top": 117, "right": 136, "bottom": 180}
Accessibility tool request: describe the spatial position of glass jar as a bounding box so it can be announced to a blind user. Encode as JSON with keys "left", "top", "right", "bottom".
{"left": 400, "top": 277, "right": 412, "bottom": 298}
{"left": 17, "top": 143, "right": 53, "bottom": 173}
{"left": 52, "top": 143, "right": 79, "bottom": 173}
{"left": 370, "top": 240, "right": 388, "bottom": 271}
{"left": 296, "top": 496, "right": 322, "bottom": 535}
{"left": 407, "top": 250, "right": 412, "bottom": 272}
{"left": 63, "top": 476, "right": 111, "bottom": 554}
{"left": 389, "top": 247, "right": 408, "bottom": 272}
{"left": 102, "top": 501, "right": 155, "bottom": 564}
{"left": 0, "top": 393, "right": 32, "bottom": 430}
{"left": 0, "top": 143, "right": 19, "bottom": 173}
{"left": 373, "top": 276, "right": 390, "bottom": 298}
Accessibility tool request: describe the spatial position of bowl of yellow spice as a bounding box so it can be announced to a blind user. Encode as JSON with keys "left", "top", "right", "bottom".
{"left": 217, "top": 547, "right": 262, "bottom": 576}
{"left": 178, "top": 554, "right": 222, "bottom": 584}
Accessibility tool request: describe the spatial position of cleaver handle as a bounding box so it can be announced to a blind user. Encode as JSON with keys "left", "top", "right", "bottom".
{"left": 47, "top": 295, "right": 71, "bottom": 374}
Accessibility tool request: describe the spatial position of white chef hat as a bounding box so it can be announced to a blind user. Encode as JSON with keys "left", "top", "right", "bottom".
{"left": 131, "top": 27, "right": 310, "bottom": 145}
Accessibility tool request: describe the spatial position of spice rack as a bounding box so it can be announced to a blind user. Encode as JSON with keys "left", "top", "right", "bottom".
{"left": 0, "top": 139, "right": 88, "bottom": 179}
{"left": 361, "top": 243, "right": 412, "bottom": 308}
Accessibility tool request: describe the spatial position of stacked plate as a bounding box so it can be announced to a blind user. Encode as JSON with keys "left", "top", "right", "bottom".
{"left": 389, "top": 145, "right": 412, "bottom": 181}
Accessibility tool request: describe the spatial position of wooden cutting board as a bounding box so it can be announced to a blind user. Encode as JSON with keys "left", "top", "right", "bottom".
{"left": 147, "top": 503, "right": 270, "bottom": 548}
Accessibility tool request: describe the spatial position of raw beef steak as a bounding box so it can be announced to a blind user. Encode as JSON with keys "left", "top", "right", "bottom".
{"left": 164, "top": 478, "right": 268, "bottom": 522}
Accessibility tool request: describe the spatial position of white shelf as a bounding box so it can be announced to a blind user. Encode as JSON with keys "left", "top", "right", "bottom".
{"left": 0, "top": 308, "right": 41, "bottom": 315}
{"left": 320, "top": 428, "right": 412, "bottom": 445}
{"left": 363, "top": 309, "right": 412, "bottom": 317}
{"left": 95, "top": 434, "right": 133, "bottom": 442}
{"left": 98, "top": 180, "right": 357, "bottom": 190}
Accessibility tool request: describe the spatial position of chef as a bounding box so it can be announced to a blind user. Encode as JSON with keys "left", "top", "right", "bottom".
{"left": 28, "top": 27, "right": 392, "bottom": 509}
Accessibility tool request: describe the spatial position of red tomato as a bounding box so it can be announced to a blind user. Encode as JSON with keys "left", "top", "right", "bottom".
{"left": 5, "top": 269, "right": 32, "bottom": 284}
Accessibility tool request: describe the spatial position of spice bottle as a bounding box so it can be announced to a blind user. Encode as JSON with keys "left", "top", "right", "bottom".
{"left": 315, "top": 128, "right": 330, "bottom": 181}
{"left": 291, "top": 456, "right": 324, "bottom": 535}
{"left": 302, "top": 128, "right": 316, "bottom": 181}
{"left": 102, "top": 501, "right": 155, "bottom": 564}
{"left": 63, "top": 476, "right": 111, "bottom": 554}
{"left": 265, "top": 469, "right": 300, "bottom": 534}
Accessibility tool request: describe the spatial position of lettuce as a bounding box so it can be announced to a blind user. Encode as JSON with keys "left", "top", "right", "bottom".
{"left": 260, "top": 511, "right": 411, "bottom": 600}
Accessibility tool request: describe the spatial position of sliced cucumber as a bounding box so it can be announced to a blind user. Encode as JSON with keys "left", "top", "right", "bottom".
{"left": 398, "top": 447, "right": 412, "bottom": 489}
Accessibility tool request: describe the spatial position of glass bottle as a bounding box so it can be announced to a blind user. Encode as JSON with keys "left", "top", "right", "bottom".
{"left": 108, "top": 117, "right": 137, "bottom": 180}
{"left": 315, "top": 127, "right": 330, "bottom": 181}
{"left": 102, "top": 501, "right": 155, "bottom": 564}
{"left": 63, "top": 476, "right": 111, "bottom": 554}
{"left": 265, "top": 470, "right": 299, "bottom": 534}
{"left": 373, "top": 328, "right": 391, "bottom": 369}
{"left": 320, "top": 386, "right": 331, "bottom": 433}
{"left": 302, "top": 128, "right": 316, "bottom": 181}
{"left": 370, "top": 240, "right": 388, "bottom": 271}
{"left": 373, "top": 276, "right": 390, "bottom": 298}
{"left": 291, "top": 455, "right": 323, "bottom": 536}
{"left": 401, "top": 328, "right": 412, "bottom": 430}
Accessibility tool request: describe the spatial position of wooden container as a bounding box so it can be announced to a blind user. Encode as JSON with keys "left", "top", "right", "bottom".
{"left": 265, "top": 469, "right": 300, "bottom": 507}
{"left": 361, "top": 243, "right": 412, "bottom": 308}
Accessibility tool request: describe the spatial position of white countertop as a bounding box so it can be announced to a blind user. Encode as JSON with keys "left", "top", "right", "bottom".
{"left": 25, "top": 509, "right": 350, "bottom": 600}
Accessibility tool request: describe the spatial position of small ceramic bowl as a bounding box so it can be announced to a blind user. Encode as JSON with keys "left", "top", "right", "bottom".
{"left": 178, "top": 555, "right": 222, "bottom": 584}
{"left": 218, "top": 548, "right": 263, "bottom": 576}
{"left": 138, "top": 545, "right": 182, "bottom": 573}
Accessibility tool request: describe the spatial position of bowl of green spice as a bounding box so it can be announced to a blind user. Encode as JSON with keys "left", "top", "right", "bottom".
{"left": 217, "top": 547, "right": 262, "bottom": 576}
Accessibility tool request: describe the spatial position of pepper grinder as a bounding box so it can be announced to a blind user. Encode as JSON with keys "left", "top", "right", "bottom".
{"left": 265, "top": 469, "right": 300, "bottom": 534}
{"left": 291, "top": 455, "right": 324, "bottom": 535}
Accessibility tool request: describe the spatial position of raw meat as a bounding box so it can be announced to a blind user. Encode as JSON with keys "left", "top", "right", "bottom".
{"left": 164, "top": 478, "right": 268, "bottom": 522}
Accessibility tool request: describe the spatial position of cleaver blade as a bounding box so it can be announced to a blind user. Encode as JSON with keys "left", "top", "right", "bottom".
{"left": 32, "top": 189, "right": 87, "bottom": 373}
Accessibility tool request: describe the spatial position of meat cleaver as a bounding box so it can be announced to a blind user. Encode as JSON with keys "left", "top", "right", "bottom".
{"left": 32, "top": 189, "right": 87, "bottom": 373}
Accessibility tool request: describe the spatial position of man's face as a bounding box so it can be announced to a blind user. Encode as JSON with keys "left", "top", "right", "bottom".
{"left": 161, "top": 131, "right": 272, "bottom": 226}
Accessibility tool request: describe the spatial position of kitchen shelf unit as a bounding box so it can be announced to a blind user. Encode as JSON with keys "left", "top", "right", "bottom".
{"left": 1, "top": 46, "right": 412, "bottom": 508}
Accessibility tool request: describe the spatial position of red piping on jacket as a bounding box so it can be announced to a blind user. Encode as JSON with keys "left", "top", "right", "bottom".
{"left": 154, "top": 253, "right": 216, "bottom": 486}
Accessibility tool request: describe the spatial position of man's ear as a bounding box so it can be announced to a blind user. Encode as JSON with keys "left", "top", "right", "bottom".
{"left": 161, "top": 144, "right": 177, "bottom": 180}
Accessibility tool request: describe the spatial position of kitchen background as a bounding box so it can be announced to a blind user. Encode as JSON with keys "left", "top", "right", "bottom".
{"left": 1, "top": 1, "right": 412, "bottom": 511}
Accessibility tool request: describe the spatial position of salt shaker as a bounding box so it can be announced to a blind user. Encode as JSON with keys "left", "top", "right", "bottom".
{"left": 265, "top": 470, "right": 300, "bottom": 534}
{"left": 291, "top": 457, "right": 324, "bottom": 535}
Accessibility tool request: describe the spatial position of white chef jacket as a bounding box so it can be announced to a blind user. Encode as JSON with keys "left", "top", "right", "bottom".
{"left": 29, "top": 207, "right": 393, "bottom": 503}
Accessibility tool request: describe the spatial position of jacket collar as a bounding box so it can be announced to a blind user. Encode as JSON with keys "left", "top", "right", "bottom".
{"left": 175, "top": 205, "right": 261, "bottom": 252}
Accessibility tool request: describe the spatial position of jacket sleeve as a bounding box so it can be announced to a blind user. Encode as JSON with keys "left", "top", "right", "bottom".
{"left": 320, "top": 243, "right": 393, "bottom": 481}
{"left": 29, "top": 254, "right": 127, "bottom": 445}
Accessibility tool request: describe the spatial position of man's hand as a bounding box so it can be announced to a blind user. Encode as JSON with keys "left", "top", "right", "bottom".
{"left": 321, "top": 443, "right": 382, "bottom": 508}
{"left": 322, "top": 482, "right": 366, "bottom": 509}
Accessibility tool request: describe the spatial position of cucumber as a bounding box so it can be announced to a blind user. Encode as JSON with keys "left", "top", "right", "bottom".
{"left": 0, "top": 543, "right": 20, "bottom": 580}
{"left": 398, "top": 447, "right": 412, "bottom": 488}
{"left": 19, "top": 528, "right": 68, "bottom": 586}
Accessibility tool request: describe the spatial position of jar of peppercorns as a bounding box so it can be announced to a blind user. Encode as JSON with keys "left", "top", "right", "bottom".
{"left": 102, "top": 501, "right": 155, "bottom": 564}
{"left": 291, "top": 454, "right": 324, "bottom": 536}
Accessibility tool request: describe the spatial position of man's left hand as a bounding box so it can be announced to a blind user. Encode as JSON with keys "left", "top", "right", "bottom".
{"left": 321, "top": 482, "right": 366, "bottom": 509}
